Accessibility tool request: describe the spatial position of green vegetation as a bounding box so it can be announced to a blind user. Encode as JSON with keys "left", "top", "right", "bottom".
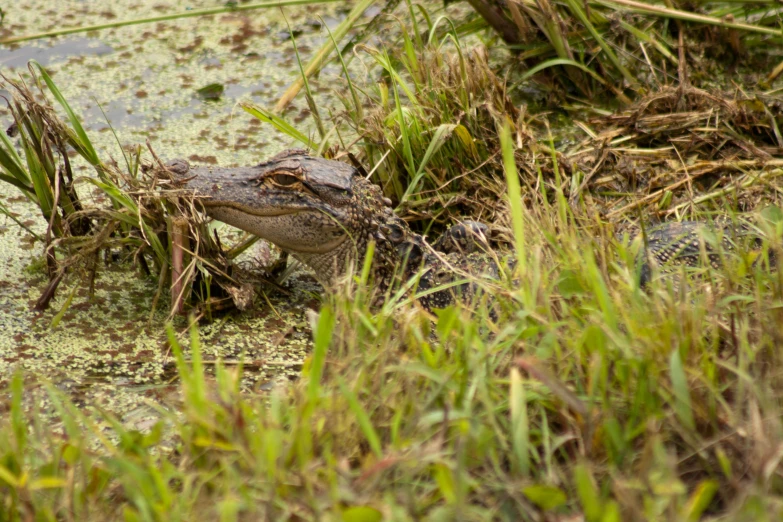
{"left": 2, "top": 208, "right": 783, "bottom": 519}
{"left": 2, "top": 0, "right": 783, "bottom": 520}
{"left": 0, "top": 65, "right": 258, "bottom": 318}
{"left": 466, "top": 0, "right": 783, "bottom": 100}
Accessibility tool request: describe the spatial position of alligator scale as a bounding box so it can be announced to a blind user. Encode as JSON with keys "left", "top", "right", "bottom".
{"left": 172, "top": 150, "right": 768, "bottom": 308}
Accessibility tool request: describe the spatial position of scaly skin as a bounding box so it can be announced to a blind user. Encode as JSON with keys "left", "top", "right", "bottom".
{"left": 633, "top": 220, "right": 767, "bottom": 286}
{"left": 173, "top": 150, "right": 770, "bottom": 307}
{"left": 171, "top": 150, "right": 478, "bottom": 306}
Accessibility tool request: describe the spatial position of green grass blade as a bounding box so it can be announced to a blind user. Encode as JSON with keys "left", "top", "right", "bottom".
{"left": 95, "top": 100, "right": 133, "bottom": 177}
{"left": 274, "top": 0, "right": 377, "bottom": 112}
{"left": 500, "top": 122, "right": 525, "bottom": 273}
{"left": 510, "top": 368, "right": 530, "bottom": 475}
{"left": 285, "top": 14, "right": 325, "bottom": 140}
{"left": 391, "top": 81, "right": 416, "bottom": 181}
{"left": 0, "top": 126, "right": 33, "bottom": 190}
{"left": 617, "top": 20, "right": 678, "bottom": 64}
{"left": 29, "top": 60, "right": 100, "bottom": 167}
{"left": 337, "top": 377, "right": 383, "bottom": 458}
{"left": 188, "top": 318, "right": 206, "bottom": 411}
{"left": 50, "top": 284, "right": 78, "bottom": 328}
{"left": 10, "top": 372, "right": 26, "bottom": 454}
{"left": 596, "top": 0, "right": 781, "bottom": 36}
{"left": 405, "top": 0, "right": 424, "bottom": 49}
{"left": 307, "top": 306, "right": 335, "bottom": 405}
{"left": 85, "top": 178, "right": 167, "bottom": 263}
{"left": 1, "top": 0, "right": 342, "bottom": 45}
{"left": 574, "top": 463, "right": 602, "bottom": 522}
{"left": 0, "top": 200, "right": 42, "bottom": 240}
{"left": 0, "top": 171, "right": 34, "bottom": 197}
{"left": 322, "top": 18, "right": 363, "bottom": 122}
{"left": 562, "top": 0, "right": 638, "bottom": 88}
{"left": 682, "top": 479, "right": 719, "bottom": 521}
{"left": 669, "top": 348, "right": 696, "bottom": 432}
{"left": 400, "top": 123, "right": 456, "bottom": 203}
{"left": 370, "top": 50, "right": 420, "bottom": 107}
{"left": 18, "top": 130, "right": 54, "bottom": 218}
{"left": 241, "top": 102, "right": 317, "bottom": 150}
{"left": 521, "top": 58, "right": 607, "bottom": 85}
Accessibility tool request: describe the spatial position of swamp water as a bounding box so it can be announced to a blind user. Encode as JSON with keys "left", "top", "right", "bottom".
{"left": 0, "top": 0, "right": 365, "bottom": 431}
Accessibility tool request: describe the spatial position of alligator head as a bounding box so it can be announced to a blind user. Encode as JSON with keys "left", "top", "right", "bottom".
{"left": 172, "top": 150, "right": 413, "bottom": 289}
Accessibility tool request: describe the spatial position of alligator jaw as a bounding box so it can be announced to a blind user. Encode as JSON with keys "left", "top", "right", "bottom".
{"left": 200, "top": 200, "right": 318, "bottom": 217}
{"left": 203, "top": 204, "right": 348, "bottom": 255}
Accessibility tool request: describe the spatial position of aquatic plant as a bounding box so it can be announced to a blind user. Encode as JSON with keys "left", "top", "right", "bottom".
{"left": 0, "top": 66, "right": 250, "bottom": 318}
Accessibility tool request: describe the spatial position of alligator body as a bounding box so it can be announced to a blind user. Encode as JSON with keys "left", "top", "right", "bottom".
{"left": 174, "top": 150, "right": 769, "bottom": 308}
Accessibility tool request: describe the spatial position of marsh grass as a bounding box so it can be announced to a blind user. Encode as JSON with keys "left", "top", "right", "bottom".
{"left": 2, "top": 177, "right": 783, "bottom": 519}
{"left": 245, "top": 17, "right": 529, "bottom": 234}
{"left": 249, "top": 2, "right": 783, "bottom": 239}
{"left": 3, "top": 66, "right": 783, "bottom": 517}
{"left": 3, "top": 2, "right": 783, "bottom": 520}
{"left": 0, "top": 65, "right": 259, "bottom": 319}
{"left": 467, "top": 0, "right": 783, "bottom": 101}
{"left": 268, "top": 0, "right": 783, "bottom": 115}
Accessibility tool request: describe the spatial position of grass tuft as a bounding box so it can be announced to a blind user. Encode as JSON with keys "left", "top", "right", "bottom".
{"left": 0, "top": 67, "right": 264, "bottom": 317}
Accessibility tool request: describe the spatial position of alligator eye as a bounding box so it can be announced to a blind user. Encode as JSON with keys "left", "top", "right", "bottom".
{"left": 271, "top": 173, "right": 300, "bottom": 186}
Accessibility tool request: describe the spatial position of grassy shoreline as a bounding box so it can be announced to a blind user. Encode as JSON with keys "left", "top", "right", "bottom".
{"left": 2, "top": 0, "right": 783, "bottom": 519}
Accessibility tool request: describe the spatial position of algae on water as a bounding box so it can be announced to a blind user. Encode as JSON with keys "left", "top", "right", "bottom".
{"left": 0, "top": 0, "right": 360, "bottom": 421}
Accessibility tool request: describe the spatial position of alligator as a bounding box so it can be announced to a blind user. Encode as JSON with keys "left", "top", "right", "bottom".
{"left": 171, "top": 150, "right": 771, "bottom": 308}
